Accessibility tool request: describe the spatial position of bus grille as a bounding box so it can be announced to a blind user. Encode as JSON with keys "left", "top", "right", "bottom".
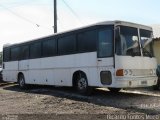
{"left": 132, "top": 69, "right": 153, "bottom": 76}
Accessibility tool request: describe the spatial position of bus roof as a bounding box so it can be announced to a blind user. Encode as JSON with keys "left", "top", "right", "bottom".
{"left": 3, "top": 20, "right": 152, "bottom": 48}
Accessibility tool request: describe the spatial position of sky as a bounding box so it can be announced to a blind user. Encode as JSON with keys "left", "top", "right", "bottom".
{"left": 0, "top": 0, "right": 160, "bottom": 51}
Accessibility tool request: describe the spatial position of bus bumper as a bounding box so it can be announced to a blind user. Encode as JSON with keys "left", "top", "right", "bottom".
{"left": 113, "top": 76, "right": 158, "bottom": 88}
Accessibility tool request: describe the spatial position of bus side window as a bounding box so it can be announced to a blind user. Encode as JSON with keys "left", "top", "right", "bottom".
{"left": 11, "top": 47, "right": 20, "bottom": 61}
{"left": 98, "top": 29, "right": 113, "bottom": 58}
{"left": 77, "top": 30, "right": 97, "bottom": 53}
{"left": 58, "top": 35, "right": 76, "bottom": 55}
{"left": 3, "top": 48, "right": 10, "bottom": 62}
{"left": 42, "top": 39, "right": 57, "bottom": 57}
{"left": 20, "top": 45, "right": 29, "bottom": 60}
{"left": 30, "top": 42, "right": 41, "bottom": 59}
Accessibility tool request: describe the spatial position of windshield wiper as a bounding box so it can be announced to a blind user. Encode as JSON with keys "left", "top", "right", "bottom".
{"left": 142, "top": 38, "right": 152, "bottom": 48}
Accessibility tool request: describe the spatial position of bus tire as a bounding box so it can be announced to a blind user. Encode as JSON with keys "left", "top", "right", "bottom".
{"left": 75, "top": 73, "right": 92, "bottom": 95}
{"left": 108, "top": 88, "right": 121, "bottom": 93}
{"left": 18, "top": 74, "right": 27, "bottom": 89}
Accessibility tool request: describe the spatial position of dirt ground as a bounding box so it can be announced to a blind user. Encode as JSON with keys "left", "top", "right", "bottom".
{"left": 0, "top": 83, "right": 160, "bottom": 120}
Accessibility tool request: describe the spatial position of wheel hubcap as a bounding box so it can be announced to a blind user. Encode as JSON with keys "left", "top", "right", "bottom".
{"left": 78, "top": 78, "right": 87, "bottom": 90}
{"left": 20, "top": 77, "right": 24, "bottom": 87}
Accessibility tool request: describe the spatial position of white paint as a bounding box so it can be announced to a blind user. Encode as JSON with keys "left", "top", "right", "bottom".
{"left": 2, "top": 21, "right": 158, "bottom": 89}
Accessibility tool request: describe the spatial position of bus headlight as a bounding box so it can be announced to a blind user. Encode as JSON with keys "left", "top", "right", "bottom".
{"left": 152, "top": 69, "right": 156, "bottom": 75}
{"left": 128, "top": 70, "right": 133, "bottom": 76}
{"left": 124, "top": 69, "right": 133, "bottom": 76}
{"left": 124, "top": 70, "right": 128, "bottom": 76}
{"left": 116, "top": 69, "right": 133, "bottom": 76}
{"left": 150, "top": 69, "right": 156, "bottom": 75}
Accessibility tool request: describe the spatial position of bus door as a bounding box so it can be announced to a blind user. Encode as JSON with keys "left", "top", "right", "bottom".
{"left": 97, "top": 28, "right": 114, "bottom": 85}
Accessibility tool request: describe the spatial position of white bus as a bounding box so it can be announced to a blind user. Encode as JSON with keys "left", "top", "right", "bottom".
{"left": 2, "top": 20, "right": 158, "bottom": 94}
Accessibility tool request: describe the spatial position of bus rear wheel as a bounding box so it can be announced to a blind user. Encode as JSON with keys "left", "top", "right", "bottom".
{"left": 108, "top": 88, "right": 121, "bottom": 93}
{"left": 18, "top": 74, "right": 27, "bottom": 89}
{"left": 75, "top": 73, "right": 92, "bottom": 95}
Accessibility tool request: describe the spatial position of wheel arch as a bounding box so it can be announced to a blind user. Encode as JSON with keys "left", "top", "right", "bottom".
{"left": 17, "top": 72, "right": 24, "bottom": 82}
{"left": 72, "top": 70, "right": 88, "bottom": 87}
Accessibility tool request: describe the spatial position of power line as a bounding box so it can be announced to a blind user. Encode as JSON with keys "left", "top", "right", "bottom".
{"left": 0, "top": 4, "right": 38, "bottom": 27}
{"left": 0, "top": 4, "right": 52, "bottom": 30}
{"left": 61, "top": 0, "right": 84, "bottom": 25}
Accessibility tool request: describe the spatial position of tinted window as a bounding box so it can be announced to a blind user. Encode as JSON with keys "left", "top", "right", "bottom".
{"left": 98, "top": 28, "right": 113, "bottom": 57}
{"left": 58, "top": 35, "right": 76, "bottom": 55}
{"left": 42, "top": 39, "right": 57, "bottom": 57}
{"left": 77, "top": 30, "right": 97, "bottom": 52}
{"left": 3, "top": 48, "right": 10, "bottom": 62}
{"left": 20, "top": 45, "right": 29, "bottom": 60}
{"left": 30, "top": 42, "right": 41, "bottom": 59}
{"left": 11, "top": 47, "right": 20, "bottom": 61}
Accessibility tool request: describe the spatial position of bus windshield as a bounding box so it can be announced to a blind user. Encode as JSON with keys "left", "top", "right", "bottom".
{"left": 116, "top": 26, "right": 141, "bottom": 56}
{"left": 140, "top": 29, "right": 154, "bottom": 57}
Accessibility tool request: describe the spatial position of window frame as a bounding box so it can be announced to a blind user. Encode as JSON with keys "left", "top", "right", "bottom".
{"left": 115, "top": 25, "right": 141, "bottom": 56}
{"left": 3, "top": 25, "right": 115, "bottom": 61}
{"left": 10, "top": 46, "right": 20, "bottom": 61}
{"left": 42, "top": 38, "right": 57, "bottom": 57}
{"left": 97, "top": 25, "right": 114, "bottom": 58}
{"left": 29, "top": 41, "right": 42, "bottom": 59}
{"left": 77, "top": 29, "right": 98, "bottom": 53}
{"left": 3, "top": 48, "right": 11, "bottom": 62}
{"left": 19, "top": 45, "right": 29, "bottom": 60}
{"left": 140, "top": 29, "right": 154, "bottom": 57}
{"left": 57, "top": 34, "right": 77, "bottom": 56}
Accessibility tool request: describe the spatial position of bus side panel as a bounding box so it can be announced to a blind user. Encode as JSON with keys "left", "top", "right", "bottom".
{"left": 53, "top": 69, "right": 71, "bottom": 86}
{"left": 88, "top": 67, "right": 99, "bottom": 86}
{"left": 41, "top": 56, "right": 74, "bottom": 86}
{"left": 70, "top": 52, "right": 99, "bottom": 87}
{"left": 19, "top": 52, "right": 98, "bottom": 87}
{"left": 28, "top": 59, "right": 42, "bottom": 84}
{"left": 40, "top": 70, "right": 55, "bottom": 85}
{"left": 3, "top": 61, "right": 18, "bottom": 82}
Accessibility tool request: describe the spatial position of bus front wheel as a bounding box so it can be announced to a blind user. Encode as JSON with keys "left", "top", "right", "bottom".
{"left": 18, "top": 74, "right": 27, "bottom": 89}
{"left": 75, "top": 73, "right": 92, "bottom": 95}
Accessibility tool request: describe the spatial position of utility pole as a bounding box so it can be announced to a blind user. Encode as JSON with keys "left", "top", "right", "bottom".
{"left": 54, "top": 0, "right": 57, "bottom": 33}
